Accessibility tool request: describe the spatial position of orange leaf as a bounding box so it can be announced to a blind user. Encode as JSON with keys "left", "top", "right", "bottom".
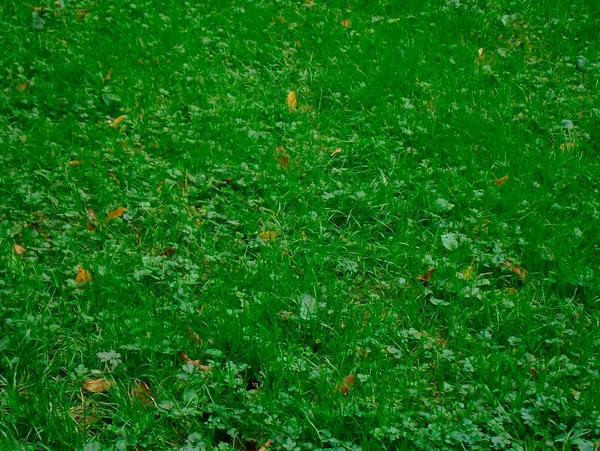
{"left": 340, "top": 19, "right": 352, "bottom": 28}
{"left": 107, "top": 207, "right": 126, "bottom": 220}
{"left": 286, "top": 91, "right": 297, "bottom": 111}
{"left": 503, "top": 261, "right": 528, "bottom": 280}
{"left": 178, "top": 352, "right": 212, "bottom": 371}
{"left": 68, "top": 160, "right": 84, "bottom": 166}
{"left": 16, "top": 82, "right": 28, "bottom": 92}
{"left": 102, "top": 67, "right": 113, "bottom": 83}
{"left": 258, "top": 440, "right": 274, "bottom": 451}
{"left": 75, "top": 267, "right": 92, "bottom": 283}
{"left": 13, "top": 244, "right": 26, "bottom": 255}
{"left": 330, "top": 147, "right": 342, "bottom": 157}
{"left": 494, "top": 174, "right": 509, "bottom": 186}
{"left": 338, "top": 374, "right": 356, "bottom": 395}
{"left": 275, "top": 147, "right": 290, "bottom": 168}
{"left": 83, "top": 378, "right": 112, "bottom": 393}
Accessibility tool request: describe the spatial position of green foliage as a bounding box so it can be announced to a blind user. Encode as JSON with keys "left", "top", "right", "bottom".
{"left": 1, "top": 0, "right": 599, "bottom": 449}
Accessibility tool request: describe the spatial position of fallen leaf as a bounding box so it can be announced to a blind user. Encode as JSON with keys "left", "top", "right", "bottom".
{"left": 16, "top": 82, "right": 28, "bottom": 92}
{"left": 178, "top": 352, "right": 212, "bottom": 371}
{"left": 75, "top": 267, "right": 92, "bottom": 283}
{"left": 503, "top": 261, "right": 528, "bottom": 280}
{"left": 338, "top": 374, "right": 356, "bottom": 395}
{"left": 76, "top": 8, "right": 89, "bottom": 19}
{"left": 259, "top": 230, "right": 278, "bottom": 241}
{"left": 160, "top": 247, "right": 175, "bottom": 257}
{"left": 83, "top": 378, "right": 112, "bottom": 393}
{"left": 458, "top": 265, "right": 475, "bottom": 280}
{"left": 418, "top": 268, "right": 435, "bottom": 286}
{"left": 279, "top": 310, "right": 294, "bottom": 321}
{"left": 330, "top": 147, "right": 343, "bottom": 157}
{"left": 277, "top": 153, "right": 289, "bottom": 168}
{"left": 258, "top": 439, "right": 274, "bottom": 451}
{"left": 494, "top": 174, "right": 509, "bottom": 186}
{"left": 109, "top": 114, "right": 126, "bottom": 128}
{"left": 102, "top": 68, "right": 113, "bottom": 83}
{"left": 107, "top": 171, "right": 121, "bottom": 184}
{"left": 107, "top": 207, "right": 126, "bottom": 220}
{"left": 187, "top": 327, "right": 201, "bottom": 344}
{"left": 286, "top": 91, "right": 297, "bottom": 111}
{"left": 340, "top": 19, "right": 352, "bottom": 28}
{"left": 68, "top": 160, "right": 84, "bottom": 166}
{"left": 131, "top": 380, "right": 155, "bottom": 405}
{"left": 13, "top": 244, "right": 26, "bottom": 255}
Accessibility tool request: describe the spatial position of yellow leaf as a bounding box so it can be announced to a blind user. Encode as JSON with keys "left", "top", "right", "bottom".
{"left": 259, "top": 231, "right": 278, "bottom": 241}
{"left": 75, "top": 267, "right": 92, "bottom": 283}
{"left": 286, "top": 91, "right": 297, "bottom": 111}
{"left": 109, "top": 115, "right": 126, "bottom": 128}
{"left": 83, "top": 378, "right": 112, "bottom": 393}
{"left": 13, "top": 244, "right": 26, "bottom": 255}
{"left": 68, "top": 160, "right": 84, "bottom": 166}
{"left": 458, "top": 265, "right": 475, "bottom": 280}
{"left": 494, "top": 174, "right": 509, "bottom": 186}
{"left": 330, "top": 147, "right": 342, "bottom": 157}
{"left": 107, "top": 207, "right": 126, "bottom": 220}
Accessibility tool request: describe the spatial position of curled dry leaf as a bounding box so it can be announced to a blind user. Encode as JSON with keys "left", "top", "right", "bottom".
{"left": 418, "top": 268, "right": 435, "bottom": 286}
{"left": 13, "top": 244, "right": 26, "bottom": 255}
{"left": 503, "top": 261, "right": 528, "bottom": 280}
{"left": 179, "top": 352, "right": 212, "bottom": 371}
{"left": 107, "top": 207, "right": 126, "bottom": 220}
{"left": 83, "top": 378, "right": 113, "bottom": 393}
{"left": 131, "top": 380, "right": 155, "bottom": 405}
{"left": 16, "top": 82, "right": 28, "bottom": 92}
{"left": 494, "top": 174, "right": 509, "bottom": 186}
{"left": 338, "top": 374, "right": 356, "bottom": 395}
{"left": 286, "top": 91, "right": 297, "bottom": 111}
{"left": 102, "top": 68, "right": 113, "bottom": 83}
{"left": 75, "top": 267, "right": 92, "bottom": 283}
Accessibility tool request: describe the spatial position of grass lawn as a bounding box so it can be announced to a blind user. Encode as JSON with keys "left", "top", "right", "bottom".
{"left": 1, "top": 0, "right": 600, "bottom": 449}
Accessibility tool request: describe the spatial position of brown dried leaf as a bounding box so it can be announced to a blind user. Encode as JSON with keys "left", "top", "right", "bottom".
{"left": 107, "top": 207, "right": 126, "bottom": 220}
{"left": 340, "top": 19, "right": 352, "bottom": 28}
{"left": 503, "top": 261, "right": 528, "bottom": 280}
{"left": 16, "top": 82, "right": 28, "bottom": 92}
{"left": 160, "top": 247, "right": 175, "bottom": 257}
{"left": 13, "top": 244, "right": 26, "bottom": 255}
{"left": 83, "top": 378, "right": 112, "bottom": 393}
{"left": 494, "top": 174, "right": 509, "bottom": 186}
{"left": 418, "top": 268, "right": 435, "bottom": 286}
{"left": 259, "top": 230, "right": 278, "bottom": 241}
{"left": 131, "top": 380, "right": 155, "bottom": 405}
{"left": 179, "top": 352, "right": 212, "bottom": 371}
{"left": 76, "top": 8, "right": 89, "bottom": 19}
{"left": 102, "top": 68, "right": 113, "bottom": 83}
{"left": 286, "top": 91, "right": 297, "bottom": 111}
{"left": 75, "top": 267, "right": 92, "bottom": 283}
{"left": 338, "top": 374, "right": 356, "bottom": 395}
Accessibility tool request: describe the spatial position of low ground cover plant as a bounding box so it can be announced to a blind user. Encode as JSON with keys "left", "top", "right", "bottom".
{"left": 1, "top": 0, "right": 599, "bottom": 449}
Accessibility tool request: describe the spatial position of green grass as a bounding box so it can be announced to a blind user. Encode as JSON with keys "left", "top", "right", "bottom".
{"left": 1, "top": 0, "right": 600, "bottom": 449}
